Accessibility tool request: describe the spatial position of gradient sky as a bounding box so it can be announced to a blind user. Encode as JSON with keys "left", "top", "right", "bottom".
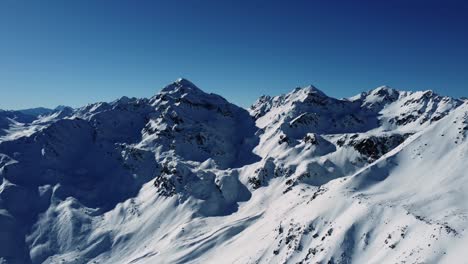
{"left": 1, "top": 0, "right": 467, "bottom": 109}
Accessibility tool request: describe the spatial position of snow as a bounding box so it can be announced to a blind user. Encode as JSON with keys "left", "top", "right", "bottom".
{"left": 0, "top": 79, "right": 467, "bottom": 263}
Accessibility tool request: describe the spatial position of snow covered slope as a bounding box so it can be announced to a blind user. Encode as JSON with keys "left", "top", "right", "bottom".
{"left": 0, "top": 79, "right": 467, "bottom": 264}
{"left": 0, "top": 107, "right": 73, "bottom": 142}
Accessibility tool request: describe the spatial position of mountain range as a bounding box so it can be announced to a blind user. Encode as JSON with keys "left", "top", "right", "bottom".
{"left": 0, "top": 78, "right": 467, "bottom": 264}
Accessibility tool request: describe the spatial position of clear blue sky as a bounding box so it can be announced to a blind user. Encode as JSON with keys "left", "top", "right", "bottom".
{"left": 1, "top": 0, "right": 467, "bottom": 109}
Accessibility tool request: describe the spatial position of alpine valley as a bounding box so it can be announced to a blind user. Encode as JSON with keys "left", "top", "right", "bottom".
{"left": 1, "top": 79, "right": 467, "bottom": 264}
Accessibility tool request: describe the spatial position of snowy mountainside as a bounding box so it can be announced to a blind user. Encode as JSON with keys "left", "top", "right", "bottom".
{"left": 0, "top": 79, "right": 467, "bottom": 264}
{"left": 141, "top": 78, "right": 259, "bottom": 168}
{"left": 0, "top": 106, "right": 73, "bottom": 142}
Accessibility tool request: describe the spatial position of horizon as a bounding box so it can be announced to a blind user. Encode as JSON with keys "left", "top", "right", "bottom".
{"left": 1, "top": 0, "right": 467, "bottom": 110}
{"left": 4, "top": 78, "right": 465, "bottom": 111}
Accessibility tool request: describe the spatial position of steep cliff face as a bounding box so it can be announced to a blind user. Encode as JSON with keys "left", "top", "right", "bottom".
{"left": 0, "top": 79, "right": 466, "bottom": 264}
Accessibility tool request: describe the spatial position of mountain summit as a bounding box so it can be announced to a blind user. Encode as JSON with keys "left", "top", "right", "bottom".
{"left": 0, "top": 79, "right": 467, "bottom": 263}
{"left": 160, "top": 78, "right": 204, "bottom": 94}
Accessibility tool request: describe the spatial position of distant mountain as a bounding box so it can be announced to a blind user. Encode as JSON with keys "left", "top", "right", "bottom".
{"left": 17, "top": 107, "right": 54, "bottom": 117}
{"left": 0, "top": 79, "right": 467, "bottom": 263}
{"left": 0, "top": 106, "right": 73, "bottom": 139}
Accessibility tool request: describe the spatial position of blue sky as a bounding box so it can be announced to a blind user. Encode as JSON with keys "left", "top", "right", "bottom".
{"left": 1, "top": 0, "right": 467, "bottom": 109}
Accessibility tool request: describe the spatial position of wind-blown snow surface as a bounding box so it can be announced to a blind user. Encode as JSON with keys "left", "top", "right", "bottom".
{"left": 0, "top": 79, "right": 467, "bottom": 264}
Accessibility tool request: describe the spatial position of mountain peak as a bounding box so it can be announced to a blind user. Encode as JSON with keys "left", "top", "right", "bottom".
{"left": 348, "top": 85, "right": 400, "bottom": 103}
{"left": 286, "top": 85, "right": 330, "bottom": 106}
{"left": 151, "top": 78, "right": 236, "bottom": 111}
{"left": 291, "top": 85, "right": 327, "bottom": 97}
{"left": 160, "top": 78, "right": 203, "bottom": 94}
{"left": 370, "top": 85, "right": 398, "bottom": 96}
{"left": 175, "top": 77, "right": 197, "bottom": 87}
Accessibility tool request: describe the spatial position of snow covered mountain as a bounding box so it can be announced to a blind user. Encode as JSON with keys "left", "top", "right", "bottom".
{"left": 0, "top": 78, "right": 467, "bottom": 264}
